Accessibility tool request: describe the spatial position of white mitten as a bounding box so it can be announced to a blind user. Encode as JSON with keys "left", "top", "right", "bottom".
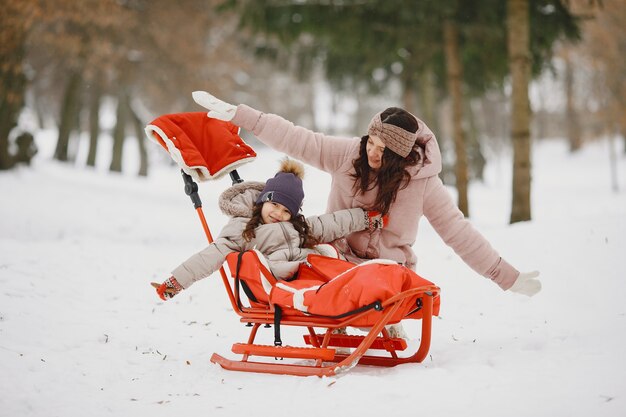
{"left": 509, "top": 271, "right": 541, "bottom": 297}
{"left": 192, "top": 91, "right": 237, "bottom": 121}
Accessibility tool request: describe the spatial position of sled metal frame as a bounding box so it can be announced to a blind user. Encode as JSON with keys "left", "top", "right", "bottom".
{"left": 182, "top": 170, "right": 440, "bottom": 377}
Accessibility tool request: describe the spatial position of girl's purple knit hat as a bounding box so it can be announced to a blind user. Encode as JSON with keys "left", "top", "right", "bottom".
{"left": 256, "top": 159, "right": 305, "bottom": 216}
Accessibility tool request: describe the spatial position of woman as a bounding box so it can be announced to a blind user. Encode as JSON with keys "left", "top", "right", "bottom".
{"left": 190, "top": 91, "right": 541, "bottom": 297}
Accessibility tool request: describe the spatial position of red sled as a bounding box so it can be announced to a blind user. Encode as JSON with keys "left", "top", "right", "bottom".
{"left": 146, "top": 115, "right": 441, "bottom": 377}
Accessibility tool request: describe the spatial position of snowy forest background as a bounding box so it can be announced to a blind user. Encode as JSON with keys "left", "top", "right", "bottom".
{"left": 1, "top": 1, "right": 626, "bottom": 416}
{"left": 2, "top": 1, "right": 625, "bottom": 213}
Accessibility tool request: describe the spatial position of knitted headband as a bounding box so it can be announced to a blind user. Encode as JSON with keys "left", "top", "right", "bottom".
{"left": 367, "top": 112, "right": 418, "bottom": 158}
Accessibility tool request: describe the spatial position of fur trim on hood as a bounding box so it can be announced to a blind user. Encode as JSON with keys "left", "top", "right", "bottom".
{"left": 218, "top": 181, "right": 265, "bottom": 218}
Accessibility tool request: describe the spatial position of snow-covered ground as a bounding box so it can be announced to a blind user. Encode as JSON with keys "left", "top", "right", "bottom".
{"left": 1, "top": 130, "right": 624, "bottom": 417}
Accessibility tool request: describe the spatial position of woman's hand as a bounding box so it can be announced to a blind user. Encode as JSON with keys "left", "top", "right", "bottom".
{"left": 192, "top": 91, "right": 237, "bottom": 121}
{"left": 509, "top": 271, "right": 541, "bottom": 297}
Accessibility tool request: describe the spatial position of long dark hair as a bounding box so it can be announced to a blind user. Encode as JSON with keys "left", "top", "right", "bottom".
{"left": 351, "top": 107, "right": 421, "bottom": 215}
{"left": 242, "top": 204, "right": 320, "bottom": 248}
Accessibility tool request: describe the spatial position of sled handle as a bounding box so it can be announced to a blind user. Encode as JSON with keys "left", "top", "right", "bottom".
{"left": 180, "top": 170, "right": 240, "bottom": 311}
{"left": 181, "top": 168, "right": 244, "bottom": 208}
{"left": 229, "top": 170, "right": 244, "bottom": 184}
{"left": 181, "top": 170, "right": 202, "bottom": 209}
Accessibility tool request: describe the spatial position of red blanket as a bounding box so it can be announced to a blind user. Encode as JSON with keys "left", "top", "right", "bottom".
{"left": 227, "top": 251, "right": 440, "bottom": 327}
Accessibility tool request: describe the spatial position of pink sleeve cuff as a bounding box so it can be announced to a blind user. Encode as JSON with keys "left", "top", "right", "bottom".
{"left": 232, "top": 104, "right": 263, "bottom": 132}
{"left": 486, "top": 257, "right": 520, "bottom": 290}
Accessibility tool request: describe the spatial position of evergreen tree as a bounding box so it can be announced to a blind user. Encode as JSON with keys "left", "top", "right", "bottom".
{"left": 227, "top": 0, "right": 581, "bottom": 221}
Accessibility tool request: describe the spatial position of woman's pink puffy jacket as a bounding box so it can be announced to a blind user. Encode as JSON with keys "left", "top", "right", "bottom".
{"left": 231, "top": 105, "right": 519, "bottom": 290}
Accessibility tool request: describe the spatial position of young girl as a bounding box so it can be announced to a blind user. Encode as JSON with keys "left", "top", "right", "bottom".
{"left": 153, "top": 158, "right": 385, "bottom": 300}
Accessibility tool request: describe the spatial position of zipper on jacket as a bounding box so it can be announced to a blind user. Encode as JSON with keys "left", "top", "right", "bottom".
{"left": 278, "top": 222, "right": 295, "bottom": 260}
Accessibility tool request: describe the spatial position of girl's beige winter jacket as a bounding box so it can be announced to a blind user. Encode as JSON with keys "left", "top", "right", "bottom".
{"left": 172, "top": 181, "right": 368, "bottom": 289}
{"left": 231, "top": 105, "right": 520, "bottom": 290}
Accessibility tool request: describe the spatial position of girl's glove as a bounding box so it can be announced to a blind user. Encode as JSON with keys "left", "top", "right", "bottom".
{"left": 509, "top": 271, "right": 541, "bottom": 297}
{"left": 365, "top": 210, "right": 389, "bottom": 231}
{"left": 151, "top": 277, "right": 183, "bottom": 300}
{"left": 192, "top": 91, "right": 237, "bottom": 121}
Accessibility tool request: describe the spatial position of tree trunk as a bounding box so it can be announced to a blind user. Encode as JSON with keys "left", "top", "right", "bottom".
{"left": 465, "top": 98, "right": 486, "bottom": 182}
{"left": 419, "top": 67, "right": 450, "bottom": 181}
{"left": 401, "top": 66, "right": 417, "bottom": 115}
{"left": 418, "top": 67, "right": 439, "bottom": 134}
{"left": 69, "top": 98, "right": 82, "bottom": 163}
{"left": 564, "top": 49, "right": 582, "bottom": 152}
{"left": 0, "top": 41, "right": 27, "bottom": 170}
{"left": 443, "top": 19, "right": 469, "bottom": 217}
{"left": 130, "top": 98, "right": 148, "bottom": 177}
{"left": 0, "top": 87, "right": 17, "bottom": 170}
{"left": 608, "top": 129, "right": 619, "bottom": 193}
{"left": 110, "top": 91, "right": 128, "bottom": 173}
{"left": 620, "top": 108, "right": 626, "bottom": 155}
{"left": 54, "top": 72, "right": 82, "bottom": 162}
{"left": 86, "top": 77, "right": 102, "bottom": 167}
{"left": 508, "top": 0, "right": 532, "bottom": 223}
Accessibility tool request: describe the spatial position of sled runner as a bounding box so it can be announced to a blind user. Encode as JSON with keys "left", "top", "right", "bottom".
{"left": 146, "top": 114, "right": 441, "bottom": 377}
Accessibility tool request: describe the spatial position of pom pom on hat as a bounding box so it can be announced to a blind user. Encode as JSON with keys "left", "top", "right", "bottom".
{"left": 256, "top": 158, "right": 305, "bottom": 216}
